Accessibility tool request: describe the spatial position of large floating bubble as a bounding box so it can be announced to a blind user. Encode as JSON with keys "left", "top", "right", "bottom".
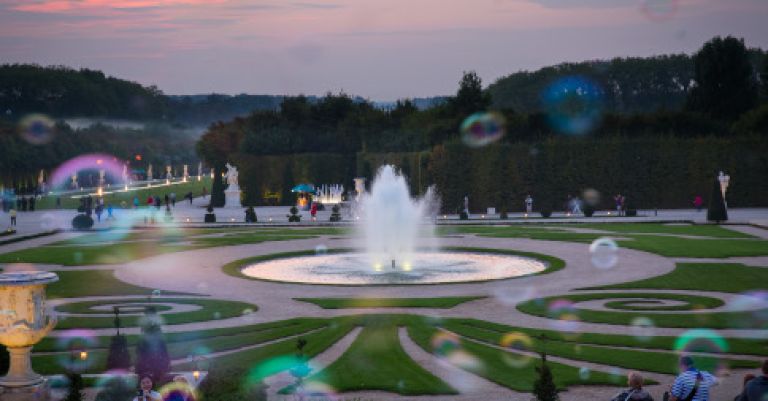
{"left": 630, "top": 316, "right": 656, "bottom": 342}
{"left": 159, "top": 380, "right": 198, "bottom": 401}
{"left": 460, "top": 112, "right": 506, "bottom": 147}
{"left": 55, "top": 329, "right": 98, "bottom": 372}
{"left": 499, "top": 332, "right": 534, "bottom": 368}
{"left": 431, "top": 331, "right": 461, "bottom": 358}
{"left": 727, "top": 291, "right": 768, "bottom": 329}
{"left": 18, "top": 113, "right": 55, "bottom": 145}
{"left": 542, "top": 76, "right": 603, "bottom": 135}
{"left": 674, "top": 329, "right": 728, "bottom": 373}
{"left": 589, "top": 237, "right": 619, "bottom": 270}
{"left": 49, "top": 153, "right": 126, "bottom": 190}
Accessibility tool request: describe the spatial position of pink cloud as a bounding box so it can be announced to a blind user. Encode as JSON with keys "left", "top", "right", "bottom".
{"left": 12, "top": 0, "right": 224, "bottom": 13}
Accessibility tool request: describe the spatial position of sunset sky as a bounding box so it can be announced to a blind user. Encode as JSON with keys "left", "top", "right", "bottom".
{"left": 1, "top": 0, "right": 767, "bottom": 100}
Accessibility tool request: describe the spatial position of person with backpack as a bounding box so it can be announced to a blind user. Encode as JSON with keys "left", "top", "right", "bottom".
{"left": 611, "top": 371, "right": 654, "bottom": 401}
{"left": 667, "top": 356, "right": 718, "bottom": 401}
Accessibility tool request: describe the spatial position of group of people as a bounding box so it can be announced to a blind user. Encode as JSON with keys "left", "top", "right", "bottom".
{"left": 610, "top": 356, "right": 768, "bottom": 401}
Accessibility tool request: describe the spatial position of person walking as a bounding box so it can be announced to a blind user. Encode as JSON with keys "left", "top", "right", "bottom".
{"left": 525, "top": 195, "right": 533, "bottom": 214}
{"left": 133, "top": 196, "right": 140, "bottom": 208}
{"left": 735, "top": 360, "right": 768, "bottom": 401}
{"left": 310, "top": 202, "right": 318, "bottom": 221}
{"left": 95, "top": 203, "right": 103, "bottom": 222}
{"left": 667, "top": 356, "right": 718, "bottom": 401}
{"left": 170, "top": 192, "right": 176, "bottom": 207}
{"left": 106, "top": 204, "right": 114, "bottom": 220}
{"left": 611, "top": 371, "right": 654, "bottom": 401}
{"left": 9, "top": 208, "right": 17, "bottom": 226}
{"left": 693, "top": 195, "right": 704, "bottom": 212}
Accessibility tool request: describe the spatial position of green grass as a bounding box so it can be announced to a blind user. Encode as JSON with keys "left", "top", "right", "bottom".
{"left": 441, "top": 319, "right": 757, "bottom": 376}
{"left": 306, "top": 319, "right": 456, "bottom": 395}
{"left": 0, "top": 227, "right": 325, "bottom": 265}
{"left": 618, "top": 236, "right": 768, "bottom": 258}
{"left": 516, "top": 293, "right": 767, "bottom": 329}
{"left": 53, "top": 298, "right": 257, "bottom": 329}
{"left": 406, "top": 319, "right": 622, "bottom": 391}
{"left": 576, "top": 223, "right": 754, "bottom": 238}
{"left": 35, "top": 177, "right": 213, "bottom": 210}
{"left": 296, "top": 296, "right": 486, "bottom": 309}
{"left": 585, "top": 263, "right": 768, "bottom": 293}
{"left": 47, "top": 270, "right": 193, "bottom": 299}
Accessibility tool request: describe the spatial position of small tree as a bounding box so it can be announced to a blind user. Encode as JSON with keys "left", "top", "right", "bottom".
{"left": 287, "top": 206, "right": 301, "bottom": 222}
{"left": 135, "top": 306, "right": 170, "bottom": 383}
{"left": 106, "top": 307, "right": 131, "bottom": 370}
{"left": 64, "top": 372, "right": 85, "bottom": 401}
{"left": 531, "top": 352, "right": 559, "bottom": 401}
{"left": 329, "top": 205, "right": 342, "bottom": 222}
{"left": 707, "top": 177, "right": 728, "bottom": 223}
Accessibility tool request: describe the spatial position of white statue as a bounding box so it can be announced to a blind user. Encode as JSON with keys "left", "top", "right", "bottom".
{"left": 224, "top": 162, "right": 239, "bottom": 189}
{"left": 718, "top": 171, "right": 730, "bottom": 207}
{"left": 147, "top": 164, "right": 153, "bottom": 180}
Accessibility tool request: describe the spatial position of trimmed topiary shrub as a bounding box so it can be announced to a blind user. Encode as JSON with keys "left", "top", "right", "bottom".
{"left": 540, "top": 210, "right": 552, "bottom": 218}
{"left": 204, "top": 205, "right": 216, "bottom": 223}
{"left": 499, "top": 209, "right": 508, "bottom": 220}
{"left": 582, "top": 205, "right": 595, "bottom": 217}
{"left": 329, "top": 205, "right": 342, "bottom": 222}
{"left": 287, "top": 206, "right": 301, "bottom": 222}
{"left": 707, "top": 176, "right": 728, "bottom": 223}
{"left": 71, "top": 214, "right": 94, "bottom": 230}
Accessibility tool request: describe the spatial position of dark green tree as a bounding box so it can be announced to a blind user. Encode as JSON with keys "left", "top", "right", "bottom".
{"left": 707, "top": 176, "right": 728, "bottom": 223}
{"left": 135, "top": 306, "right": 170, "bottom": 383}
{"left": 531, "top": 352, "right": 559, "bottom": 401}
{"left": 450, "top": 71, "right": 491, "bottom": 117}
{"left": 64, "top": 372, "right": 85, "bottom": 401}
{"left": 687, "top": 36, "right": 759, "bottom": 121}
{"left": 106, "top": 307, "right": 131, "bottom": 370}
{"left": 210, "top": 171, "right": 225, "bottom": 208}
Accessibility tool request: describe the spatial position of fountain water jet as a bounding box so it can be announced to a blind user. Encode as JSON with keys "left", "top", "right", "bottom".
{"left": 356, "top": 165, "right": 437, "bottom": 270}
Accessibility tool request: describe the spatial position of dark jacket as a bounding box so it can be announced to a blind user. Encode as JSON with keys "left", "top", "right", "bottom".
{"left": 612, "top": 388, "right": 654, "bottom": 401}
{"left": 737, "top": 376, "right": 768, "bottom": 401}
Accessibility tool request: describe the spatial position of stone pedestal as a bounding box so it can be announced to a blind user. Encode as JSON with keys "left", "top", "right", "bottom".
{"left": 0, "top": 379, "right": 50, "bottom": 401}
{"left": 224, "top": 188, "right": 242, "bottom": 209}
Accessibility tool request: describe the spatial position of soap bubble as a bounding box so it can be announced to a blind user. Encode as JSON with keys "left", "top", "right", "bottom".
{"left": 542, "top": 76, "right": 603, "bottom": 135}
{"left": 315, "top": 244, "right": 328, "bottom": 255}
{"left": 152, "top": 289, "right": 162, "bottom": 297}
{"left": 727, "top": 291, "right": 768, "bottom": 329}
{"left": 40, "top": 213, "right": 63, "bottom": 231}
{"left": 460, "top": 112, "right": 506, "bottom": 147}
{"left": 582, "top": 188, "right": 601, "bottom": 207}
{"left": 589, "top": 237, "right": 619, "bottom": 270}
{"left": 159, "top": 381, "right": 198, "bottom": 401}
{"left": 499, "top": 332, "right": 534, "bottom": 367}
{"left": 494, "top": 286, "right": 537, "bottom": 306}
{"left": 630, "top": 316, "right": 656, "bottom": 342}
{"left": 55, "top": 329, "right": 98, "bottom": 372}
{"left": 579, "top": 367, "right": 591, "bottom": 380}
{"left": 431, "top": 332, "right": 461, "bottom": 358}
{"left": 19, "top": 113, "right": 55, "bottom": 145}
{"left": 674, "top": 329, "right": 728, "bottom": 373}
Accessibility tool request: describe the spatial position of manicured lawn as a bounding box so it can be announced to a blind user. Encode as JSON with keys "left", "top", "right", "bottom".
{"left": 35, "top": 177, "right": 213, "bottom": 210}
{"left": 53, "top": 298, "right": 257, "bottom": 329}
{"left": 306, "top": 319, "right": 456, "bottom": 395}
{"left": 47, "top": 270, "right": 193, "bottom": 299}
{"left": 407, "top": 320, "right": 621, "bottom": 391}
{"left": 576, "top": 223, "right": 754, "bottom": 238}
{"left": 585, "top": 263, "right": 768, "bottom": 293}
{"left": 517, "top": 293, "right": 767, "bottom": 329}
{"left": 442, "top": 319, "right": 757, "bottom": 376}
{"left": 618, "top": 236, "right": 768, "bottom": 258}
{"left": 0, "top": 228, "right": 324, "bottom": 265}
{"left": 296, "top": 296, "right": 486, "bottom": 309}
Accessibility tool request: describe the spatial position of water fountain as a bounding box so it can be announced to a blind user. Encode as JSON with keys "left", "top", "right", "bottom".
{"left": 241, "top": 165, "right": 546, "bottom": 285}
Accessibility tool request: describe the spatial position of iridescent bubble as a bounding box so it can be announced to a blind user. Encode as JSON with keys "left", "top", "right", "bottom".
{"left": 582, "top": 188, "right": 601, "bottom": 207}
{"left": 94, "top": 370, "right": 137, "bottom": 396}
{"left": 40, "top": 213, "right": 63, "bottom": 231}
{"left": 499, "top": 332, "right": 534, "bottom": 368}
{"left": 579, "top": 366, "right": 591, "bottom": 380}
{"left": 55, "top": 329, "right": 98, "bottom": 372}
{"left": 315, "top": 244, "right": 328, "bottom": 255}
{"left": 431, "top": 332, "right": 461, "bottom": 358}
{"left": 460, "top": 112, "right": 506, "bottom": 147}
{"left": 152, "top": 289, "right": 162, "bottom": 297}
{"left": 159, "top": 380, "right": 197, "bottom": 401}
{"left": 295, "top": 381, "right": 338, "bottom": 400}
{"left": 18, "top": 113, "right": 55, "bottom": 145}
{"left": 674, "top": 329, "right": 729, "bottom": 373}
{"left": 630, "top": 317, "right": 656, "bottom": 342}
{"left": 213, "top": 311, "right": 221, "bottom": 319}
{"left": 547, "top": 299, "right": 581, "bottom": 332}
{"left": 727, "top": 291, "right": 768, "bottom": 329}
{"left": 494, "top": 286, "right": 537, "bottom": 307}
{"left": 641, "top": 0, "right": 679, "bottom": 22}
{"left": 589, "top": 237, "right": 619, "bottom": 270}
{"left": 542, "top": 76, "right": 603, "bottom": 135}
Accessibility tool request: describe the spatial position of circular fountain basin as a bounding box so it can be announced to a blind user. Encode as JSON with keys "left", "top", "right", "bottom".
{"left": 240, "top": 252, "right": 547, "bottom": 285}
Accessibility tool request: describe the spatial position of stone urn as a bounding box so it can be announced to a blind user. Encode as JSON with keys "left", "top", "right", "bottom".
{"left": 0, "top": 271, "right": 58, "bottom": 388}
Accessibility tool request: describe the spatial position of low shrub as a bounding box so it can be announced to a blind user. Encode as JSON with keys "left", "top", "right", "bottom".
{"left": 71, "top": 214, "right": 94, "bottom": 230}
